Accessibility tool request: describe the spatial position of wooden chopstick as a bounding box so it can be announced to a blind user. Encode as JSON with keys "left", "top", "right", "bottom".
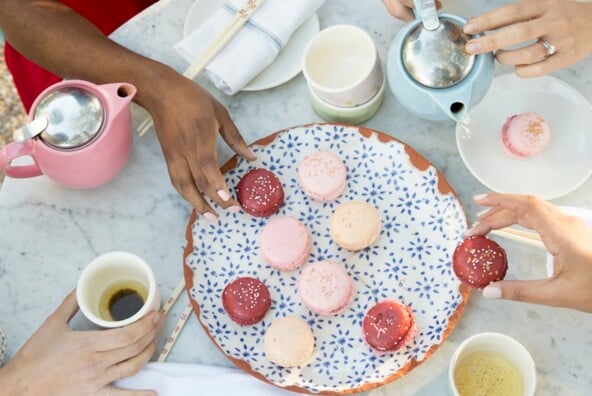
{"left": 157, "top": 303, "right": 193, "bottom": 362}
{"left": 138, "top": 0, "right": 266, "bottom": 137}
{"left": 160, "top": 278, "right": 186, "bottom": 317}
{"left": 488, "top": 227, "right": 546, "bottom": 250}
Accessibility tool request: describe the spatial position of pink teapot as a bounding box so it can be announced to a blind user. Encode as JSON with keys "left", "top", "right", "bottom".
{"left": 0, "top": 80, "right": 136, "bottom": 189}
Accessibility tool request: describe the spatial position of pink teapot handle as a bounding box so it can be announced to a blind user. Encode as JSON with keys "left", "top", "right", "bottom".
{"left": 0, "top": 140, "right": 43, "bottom": 178}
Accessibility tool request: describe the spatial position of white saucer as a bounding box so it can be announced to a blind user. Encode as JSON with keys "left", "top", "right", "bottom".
{"left": 456, "top": 73, "right": 592, "bottom": 200}
{"left": 183, "top": 0, "right": 320, "bottom": 92}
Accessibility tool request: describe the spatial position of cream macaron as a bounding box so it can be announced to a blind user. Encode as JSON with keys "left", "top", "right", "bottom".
{"left": 264, "top": 317, "right": 315, "bottom": 367}
{"left": 329, "top": 201, "right": 381, "bottom": 251}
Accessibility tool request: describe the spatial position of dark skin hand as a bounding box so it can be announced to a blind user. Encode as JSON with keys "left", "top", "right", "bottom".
{"left": 0, "top": 0, "right": 256, "bottom": 220}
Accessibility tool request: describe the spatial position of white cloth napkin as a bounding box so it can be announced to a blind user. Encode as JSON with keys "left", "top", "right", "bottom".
{"left": 115, "top": 362, "right": 296, "bottom": 395}
{"left": 174, "top": 0, "right": 325, "bottom": 95}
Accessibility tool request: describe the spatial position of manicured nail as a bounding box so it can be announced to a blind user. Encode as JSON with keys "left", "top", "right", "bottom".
{"left": 203, "top": 212, "right": 218, "bottom": 222}
{"left": 248, "top": 148, "right": 257, "bottom": 159}
{"left": 464, "top": 22, "right": 477, "bottom": 34}
{"left": 465, "top": 224, "right": 478, "bottom": 237}
{"left": 217, "top": 189, "right": 231, "bottom": 201}
{"left": 466, "top": 40, "right": 481, "bottom": 54}
{"left": 477, "top": 208, "right": 491, "bottom": 218}
{"left": 483, "top": 286, "right": 502, "bottom": 299}
{"left": 473, "top": 194, "right": 488, "bottom": 201}
{"left": 228, "top": 205, "right": 241, "bottom": 213}
{"left": 153, "top": 312, "right": 161, "bottom": 323}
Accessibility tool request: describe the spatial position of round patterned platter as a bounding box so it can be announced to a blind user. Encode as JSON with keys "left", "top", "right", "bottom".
{"left": 183, "top": 124, "right": 469, "bottom": 394}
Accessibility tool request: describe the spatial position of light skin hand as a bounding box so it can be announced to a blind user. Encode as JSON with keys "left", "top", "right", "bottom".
{"left": 0, "top": 291, "right": 163, "bottom": 396}
{"left": 381, "top": 0, "right": 443, "bottom": 22}
{"left": 463, "top": 0, "right": 592, "bottom": 77}
{"left": 467, "top": 193, "right": 592, "bottom": 313}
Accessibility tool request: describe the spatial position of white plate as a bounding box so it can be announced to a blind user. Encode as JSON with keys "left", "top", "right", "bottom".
{"left": 456, "top": 73, "right": 592, "bottom": 200}
{"left": 183, "top": 0, "right": 320, "bottom": 91}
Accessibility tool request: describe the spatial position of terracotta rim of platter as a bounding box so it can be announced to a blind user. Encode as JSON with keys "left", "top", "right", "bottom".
{"left": 183, "top": 123, "right": 470, "bottom": 395}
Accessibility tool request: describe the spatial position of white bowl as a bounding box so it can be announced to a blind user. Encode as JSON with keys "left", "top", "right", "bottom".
{"left": 449, "top": 332, "right": 536, "bottom": 396}
{"left": 456, "top": 73, "right": 592, "bottom": 199}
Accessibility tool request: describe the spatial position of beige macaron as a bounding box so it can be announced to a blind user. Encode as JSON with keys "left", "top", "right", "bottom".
{"left": 330, "top": 201, "right": 381, "bottom": 251}
{"left": 264, "top": 317, "right": 314, "bottom": 367}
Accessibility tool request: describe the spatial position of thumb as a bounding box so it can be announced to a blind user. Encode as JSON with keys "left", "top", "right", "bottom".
{"left": 100, "top": 385, "right": 157, "bottom": 396}
{"left": 482, "top": 278, "right": 564, "bottom": 307}
{"left": 52, "top": 289, "right": 80, "bottom": 323}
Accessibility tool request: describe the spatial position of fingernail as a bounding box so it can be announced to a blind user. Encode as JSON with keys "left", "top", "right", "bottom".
{"left": 464, "top": 22, "right": 477, "bottom": 34}
{"left": 465, "top": 224, "right": 478, "bottom": 237}
{"left": 203, "top": 212, "right": 218, "bottom": 222}
{"left": 248, "top": 148, "right": 257, "bottom": 159}
{"left": 228, "top": 205, "right": 241, "bottom": 213}
{"left": 153, "top": 312, "right": 161, "bottom": 323}
{"left": 466, "top": 41, "right": 481, "bottom": 54}
{"left": 483, "top": 285, "right": 502, "bottom": 299}
{"left": 217, "top": 189, "right": 231, "bottom": 201}
{"left": 477, "top": 208, "right": 491, "bottom": 218}
{"left": 473, "top": 194, "right": 488, "bottom": 201}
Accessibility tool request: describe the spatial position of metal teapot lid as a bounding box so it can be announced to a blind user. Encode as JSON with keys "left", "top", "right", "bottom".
{"left": 31, "top": 87, "right": 105, "bottom": 149}
{"left": 402, "top": 0, "right": 475, "bottom": 89}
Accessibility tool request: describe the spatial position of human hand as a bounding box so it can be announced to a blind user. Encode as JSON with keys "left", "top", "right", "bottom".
{"left": 464, "top": 0, "right": 592, "bottom": 77}
{"left": 381, "top": 0, "right": 442, "bottom": 22}
{"left": 467, "top": 193, "right": 592, "bottom": 313}
{"left": 140, "top": 67, "right": 256, "bottom": 221}
{"left": 0, "top": 291, "right": 163, "bottom": 395}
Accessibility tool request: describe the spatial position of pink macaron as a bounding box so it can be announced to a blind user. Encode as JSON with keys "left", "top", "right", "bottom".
{"left": 298, "top": 151, "right": 347, "bottom": 202}
{"left": 260, "top": 216, "right": 311, "bottom": 271}
{"left": 297, "top": 260, "right": 354, "bottom": 315}
{"left": 500, "top": 112, "right": 551, "bottom": 159}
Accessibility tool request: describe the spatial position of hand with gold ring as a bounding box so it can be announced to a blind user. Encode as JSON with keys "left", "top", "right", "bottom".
{"left": 463, "top": 0, "right": 592, "bottom": 77}
{"left": 0, "top": 290, "right": 163, "bottom": 395}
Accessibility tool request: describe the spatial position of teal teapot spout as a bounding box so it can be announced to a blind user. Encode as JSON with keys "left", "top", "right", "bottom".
{"left": 386, "top": 0, "right": 494, "bottom": 121}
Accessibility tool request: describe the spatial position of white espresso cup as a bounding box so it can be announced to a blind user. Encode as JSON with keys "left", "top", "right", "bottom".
{"left": 77, "top": 251, "right": 160, "bottom": 328}
{"left": 302, "top": 25, "right": 383, "bottom": 108}
{"left": 449, "top": 332, "right": 536, "bottom": 396}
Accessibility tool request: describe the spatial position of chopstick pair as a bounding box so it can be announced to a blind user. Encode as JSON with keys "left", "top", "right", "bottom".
{"left": 137, "top": 0, "right": 266, "bottom": 137}
{"left": 155, "top": 278, "right": 191, "bottom": 362}
{"left": 473, "top": 222, "right": 546, "bottom": 250}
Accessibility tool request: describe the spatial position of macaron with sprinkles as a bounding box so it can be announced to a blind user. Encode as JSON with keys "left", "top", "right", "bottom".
{"left": 222, "top": 277, "right": 271, "bottom": 326}
{"left": 236, "top": 168, "right": 284, "bottom": 217}
{"left": 298, "top": 151, "right": 347, "bottom": 202}
{"left": 362, "top": 300, "right": 417, "bottom": 354}
{"left": 453, "top": 235, "right": 508, "bottom": 289}
{"left": 297, "top": 260, "right": 354, "bottom": 315}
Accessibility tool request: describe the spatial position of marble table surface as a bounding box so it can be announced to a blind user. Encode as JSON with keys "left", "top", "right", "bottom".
{"left": 2, "top": 0, "right": 592, "bottom": 394}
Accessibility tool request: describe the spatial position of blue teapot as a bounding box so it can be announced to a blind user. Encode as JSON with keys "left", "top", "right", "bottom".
{"left": 386, "top": 0, "right": 494, "bottom": 121}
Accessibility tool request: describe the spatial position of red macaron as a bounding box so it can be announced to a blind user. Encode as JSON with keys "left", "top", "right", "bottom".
{"left": 236, "top": 168, "right": 285, "bottom": 217}
{"left": 362, "top": 300, "right": 417, "bottom": 354}
{"left": 222, "top": 277, "right": 271, "bottom": 326}
{"left": 453, "top": 235, "right": 508, "bottom": 289}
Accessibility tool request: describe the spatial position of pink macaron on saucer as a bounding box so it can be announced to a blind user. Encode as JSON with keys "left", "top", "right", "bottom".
{"left": 297, "top": 260, "right": 354, "bottom": 315}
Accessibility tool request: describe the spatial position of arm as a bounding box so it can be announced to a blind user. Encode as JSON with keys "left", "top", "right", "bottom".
{"left": 0, "top": 0, "right": 255, "bottom": 219}
{"left": 468, "top": 193, "right": 592, "bottom": 312}
{"left": 0, "top": 291, "right": 162, "bottom": 396}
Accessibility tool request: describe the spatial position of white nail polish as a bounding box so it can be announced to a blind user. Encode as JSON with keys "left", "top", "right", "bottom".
{"left": 228, "top": 205, "right": 241, "bottom": 213}
{"left": 477, "top": 209, "right": 491, "bottom": 218}
{"left": 473, "top": 194, "right": 488, "bottom": 201}
{"left": 217, "top": 189, "right": 231, "bottom": 201}
{"left": 203, "top": 212, "right": 218, "bottom": 223}
{"left": 483, "top": 286, "right": 502, "bottom": 299}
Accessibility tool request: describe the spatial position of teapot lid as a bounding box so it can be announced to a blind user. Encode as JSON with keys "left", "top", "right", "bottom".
{"left": 34, "top": 87, "right": 104, "bottom": 149}
{"left": 402, "top": 17, "right": 475, "bottom": 89}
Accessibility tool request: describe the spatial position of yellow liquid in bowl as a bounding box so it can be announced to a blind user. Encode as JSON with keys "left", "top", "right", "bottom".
{"left": 454, "top": 350, "right": 524, "bottom": 396}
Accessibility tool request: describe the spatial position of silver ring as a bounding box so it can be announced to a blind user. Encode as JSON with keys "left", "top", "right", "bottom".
{"left": 538, "top": 39, "right": 556, "bottom": 57}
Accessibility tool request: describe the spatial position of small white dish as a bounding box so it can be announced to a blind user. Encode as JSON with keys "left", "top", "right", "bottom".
{"left": 449, "top": 332, "right": 536, "bottom": 396}
{"left": 456, "top": 73, "right": 592, "bottom": 200}
{"left": 183, "top": 0, "right": 320, "bottom": 92}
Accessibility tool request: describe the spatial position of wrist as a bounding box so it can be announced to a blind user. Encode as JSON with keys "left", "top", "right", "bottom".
{"left": 0, "top": 360, "right": 24, "bottom": 395}
{"left": 132, "top": 61, "right": 183, "bottom": 113}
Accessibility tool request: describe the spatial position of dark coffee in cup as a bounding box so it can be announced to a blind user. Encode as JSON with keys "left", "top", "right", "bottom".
{"left": 99, "top": 281, "right": 148, "bottom": 321}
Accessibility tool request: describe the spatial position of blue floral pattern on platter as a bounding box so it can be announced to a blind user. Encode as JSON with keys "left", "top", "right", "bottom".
{"left": 184, "top": 124, "right": 468, "bottom": 394}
